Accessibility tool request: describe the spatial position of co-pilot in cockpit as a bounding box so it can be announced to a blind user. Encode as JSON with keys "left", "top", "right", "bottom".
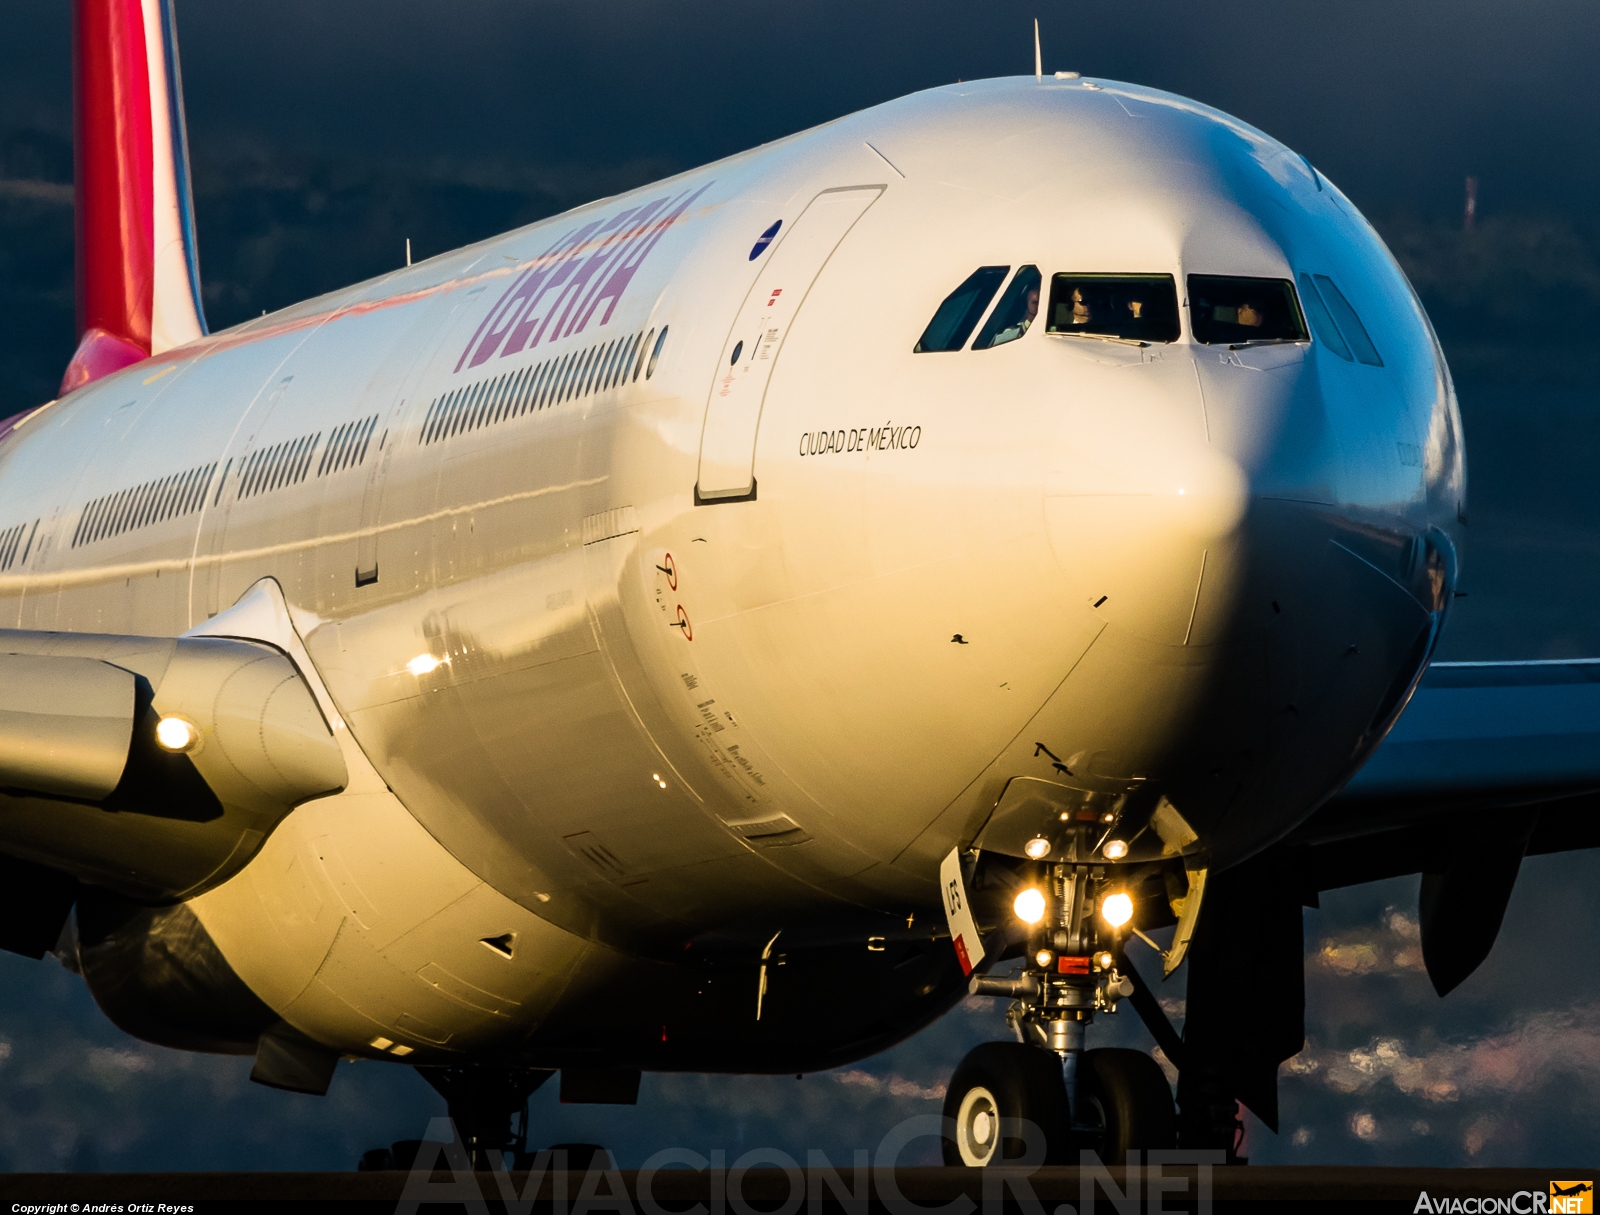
{"left": 912, "top": 265, "right": 1385, "bottom": 355}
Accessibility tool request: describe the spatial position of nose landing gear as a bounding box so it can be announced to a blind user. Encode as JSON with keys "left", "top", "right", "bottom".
{"left": 946, "top": 843, "right": 1177, "bottom": 1165}
{"left": 1073, "top": 1047, "right": 1179, "bottom": 1164}
{"left": 945, "top": 1041, "right": 1072, "bottom": 1166}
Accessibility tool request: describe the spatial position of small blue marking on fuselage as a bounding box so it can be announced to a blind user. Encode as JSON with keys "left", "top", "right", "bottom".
{"left": 749, "top": 220, "right": 782, "bottom": 260}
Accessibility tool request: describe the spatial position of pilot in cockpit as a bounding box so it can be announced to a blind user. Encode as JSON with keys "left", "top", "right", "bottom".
{"left": 1019, "top": 285, "right": 1040, "bottom": 332}
{"left": 989, "top": 285, "right": 1040, "bottom": 346}
{"left": 1070, "top": 287, "right": 1092, "bottom": 325}
{"left": 1236, "top": 301, "right": 1264, "bottom": 327}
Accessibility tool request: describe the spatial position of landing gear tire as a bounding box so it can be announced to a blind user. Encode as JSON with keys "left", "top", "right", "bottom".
{"left": 1074, "top": 1048, "right": 1176, "bottom": 1164}
{"left": 941, "top": 1042, "right": 1072, "bottom": 1166}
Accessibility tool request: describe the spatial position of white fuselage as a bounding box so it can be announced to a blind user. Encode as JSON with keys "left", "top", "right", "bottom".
{"left": 0, "top": 77, "right": 1464, "bottom": 1066}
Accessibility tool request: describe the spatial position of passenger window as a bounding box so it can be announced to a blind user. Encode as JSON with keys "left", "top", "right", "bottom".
{"left": 646, "top": 326, "right": 669, "bottom": 379}
{"left": 1187, "top": 275, "right": 1307, "bottom": 345}
{"left": 635, "top": 329, "right": 654, "bottom": 381}
{"left": 973, "top": 266, "right": 1042, "bottom": 350}
{"left": 1311, "top": 274, "right": 1383, "bottom": 366}
{"left": 1296, "top": 273, "right": 1352, "bottom": 361}
{"left": 913, "top": 266, "right": 1010, "bottom": 353}
{"left": 1046, "top": 274, "right": 1180, "bottom": 344}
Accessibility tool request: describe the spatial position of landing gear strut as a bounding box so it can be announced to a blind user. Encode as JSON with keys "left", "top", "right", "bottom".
{"left": 358, "top": 1066, "right": 554, "bottom": 1171}
{"left": 946, "top": 827, "right": 1177, "bottom": 1165}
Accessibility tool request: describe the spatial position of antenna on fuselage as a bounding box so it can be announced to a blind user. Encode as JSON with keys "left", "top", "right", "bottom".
{"left": 1033, "top": 19, "right": 1042, "bottom": 80}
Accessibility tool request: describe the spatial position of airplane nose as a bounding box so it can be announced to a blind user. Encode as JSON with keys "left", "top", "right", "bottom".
{"left": 1044, "top": 348, "right": 1253, "bottom": 650}
{"left": 1046, "top": 441, "right": 1249, "bottom": 649}
{"left": 1038, "top": 343, "right": 1455, "bottom": 863}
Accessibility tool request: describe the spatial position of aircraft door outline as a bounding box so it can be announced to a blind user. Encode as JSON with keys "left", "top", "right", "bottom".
{"left": 695, "top": 186, "right": 883, "bottom": 503}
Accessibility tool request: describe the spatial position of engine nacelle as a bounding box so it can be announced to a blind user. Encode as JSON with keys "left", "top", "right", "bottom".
{"left": 0, "top": 630, "right": 347, "bottom": 902}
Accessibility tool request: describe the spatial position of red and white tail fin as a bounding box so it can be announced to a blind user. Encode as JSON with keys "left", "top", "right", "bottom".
{"left": 61, "top": 0, "right": 206, "bottom": 396}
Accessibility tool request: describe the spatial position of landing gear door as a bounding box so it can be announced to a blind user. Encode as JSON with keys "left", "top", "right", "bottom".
{"left": 695, "top": 186, "right": 883, "bottom": 502}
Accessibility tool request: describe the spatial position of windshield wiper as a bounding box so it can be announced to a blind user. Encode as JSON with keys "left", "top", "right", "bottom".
{"left": 1053, "top": 331, "right": 1150, "bottom": 348}
{"left": 1227, "top": 338, "right": 1306, "bottom": 350}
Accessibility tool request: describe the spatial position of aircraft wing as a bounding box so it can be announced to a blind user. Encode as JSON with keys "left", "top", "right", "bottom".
{"left": 1268, "top": 659, "right": 1600, "bottom": 995}
{"left": 1290, "top": 657, "right": 1600, "bottom": 864}
{"left": 1341, "top": 658, "right": 1600, "bottom": 809}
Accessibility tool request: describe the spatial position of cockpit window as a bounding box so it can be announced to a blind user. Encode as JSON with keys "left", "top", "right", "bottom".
{"left": 973, "top": 266, "right": 1042, "bottom": 350}
{"left": 1309, "top": 274, "right": 1383, "bottom": 366}
{"left": 1296, "top": 274, "right": 1352, "bottom": 361}
{"left": 1046, "top": 274, "right": 1180, "bottom": 344}
{"left": 914, "top": 266, "right": 1010, "bottom": 353}
{"left": 1188, "top": 275, "right": 1307, "bottom": 345}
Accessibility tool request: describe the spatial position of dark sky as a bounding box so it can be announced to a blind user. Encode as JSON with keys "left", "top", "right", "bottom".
{"left": 4, "top": 0, "right": 1600, "bottom": 222}
{"left": 0, "top": 0, "right": 1598, "bottom": 1174}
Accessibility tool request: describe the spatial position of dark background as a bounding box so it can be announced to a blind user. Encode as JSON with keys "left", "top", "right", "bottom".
{"left": 0, "top": 0, "right": 1597, "bottom": 1170}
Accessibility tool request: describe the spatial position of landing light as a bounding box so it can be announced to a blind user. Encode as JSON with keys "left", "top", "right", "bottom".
{"left": 1102, "top": 839, "right": 1129, "bottom": 860}
{"left": 407, "top": 653, "right": 446, "bottom": 677}
{"left": 1013, "top": 888, "right": 1046, "bottom": 925}
{"left": 1023, "top": 837, "right": 1052, "bottom": 859}
{"left": 1034, "top": 949, "right": 1054, "bottom": 969}
{"left": 1101, "top": 891, "right": 1134, "bottom": 928}
{"left": 155, "top": 716, "right": 198, "bottom": 752}
{"left": 1094, "top": 951, "right": 1114, "bottom": 970}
